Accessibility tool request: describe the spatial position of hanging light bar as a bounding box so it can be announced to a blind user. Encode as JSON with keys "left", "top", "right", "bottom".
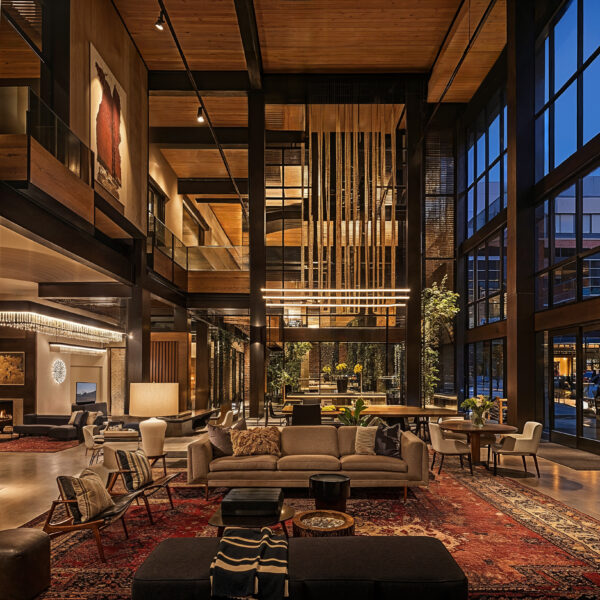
{"left": 263, "top": 295, "right": 410, "bottom": 301}
{"left": 266, "top": 303, "right": 406, "bottom": 309}
{"left": 261, "top": 288, "right": 410, "bottom": 293}
{"left": 49, "top": 343, "right": 107, "bottom": 355}
{"left": 0, "top": 312, "right": 123, "bottom": 344}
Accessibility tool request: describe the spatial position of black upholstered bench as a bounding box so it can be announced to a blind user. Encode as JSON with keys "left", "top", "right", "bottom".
{"left": 132, "top": 536, "right": 468, "bottom": 600}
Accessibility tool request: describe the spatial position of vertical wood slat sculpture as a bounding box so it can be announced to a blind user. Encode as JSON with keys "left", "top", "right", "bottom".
{"left": 306, "top": 105, "right": 402, "bottom": 313}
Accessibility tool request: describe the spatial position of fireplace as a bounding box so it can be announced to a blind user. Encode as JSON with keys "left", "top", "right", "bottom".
{"left": 0, "top": 400, "right": 13, "bottom": 432}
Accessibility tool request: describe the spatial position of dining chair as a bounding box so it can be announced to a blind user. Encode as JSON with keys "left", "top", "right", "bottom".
{"left": 268, "top": 401, "right": 286, "bottom": 426}
{"left": 429, "top": 423, "right": 472, "bottom": 475}
{"left": 291, "top": 404, "right": 322, "bottom": 426}
{"left": 491, "top": 421, "right": 543, "bottom": 477}
{"left": 437, "top": 416, "right": 468, "bottom": 441}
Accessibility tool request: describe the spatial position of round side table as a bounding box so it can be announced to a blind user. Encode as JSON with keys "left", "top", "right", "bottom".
{"left": 309, "top": 473, "right": 351, "bottom": 511}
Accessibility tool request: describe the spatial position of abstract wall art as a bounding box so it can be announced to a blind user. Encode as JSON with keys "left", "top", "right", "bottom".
{"left": 0, "top": 352, "right": 25, "bottom": 385}
{"left": 90, "top": 44, "right": 127, "bottom": 202}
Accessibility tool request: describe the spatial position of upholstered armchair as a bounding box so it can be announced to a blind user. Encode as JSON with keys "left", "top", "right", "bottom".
{"left": 491, "top": 421, "right": 543, "bottom": 477}
{"left": 429, "top": 423, "right": 472, "bottom": 475}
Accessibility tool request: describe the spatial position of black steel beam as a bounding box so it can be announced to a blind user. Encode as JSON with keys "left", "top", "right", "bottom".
{"left": 0, "top": 183, "right": 133, "bottom": 284}
{"left": 148, "top": 70, "right": 249, "bottom": 94}
{"left": 187, "top": 294, "right": 250, "bottom": 310}
{"left": 178, "top": 178, "right": 249, "bottom": 195}
{"left": 248, "top": 91, "right": 266, "bottom": 419}
{"left": 150, "top": 127, "right": 305, "bottom": 148}
{"left": 194, "top": 198, "right": 241, "bottom": 204}
{"left": 38, "top": 282, "right": 132, "bottom": 298}
{"left": 148, "top": 71, "right": 427, "bottom": 103}
{"left": 233, "top": 0, "right": 263, "bottom": 90}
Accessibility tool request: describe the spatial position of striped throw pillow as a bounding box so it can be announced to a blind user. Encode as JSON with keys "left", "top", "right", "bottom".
{"left": 57, "top": 470, "right": 114, "bottom": 523}
{"left": 116, "top": 449, "right": 153, "bottom": 491}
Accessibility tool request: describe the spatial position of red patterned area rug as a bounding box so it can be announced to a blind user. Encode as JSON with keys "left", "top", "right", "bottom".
{"left": 0, "top": 436, "right": 79, "bottom": 453}
{"left": 25, "top": 463, "right": 600, "bottom": 599}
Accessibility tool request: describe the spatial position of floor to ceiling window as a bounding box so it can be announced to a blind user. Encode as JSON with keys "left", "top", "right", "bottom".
{"left": 466, "top": 338, "right": 505, "bottom": 400}
{"left": 535, "top": 0, "right": 600, "bottom": 181}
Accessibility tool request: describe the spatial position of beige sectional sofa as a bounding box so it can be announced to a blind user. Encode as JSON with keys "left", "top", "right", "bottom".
{"left": 187, "top": 425, "right": 429, "bottom": 499}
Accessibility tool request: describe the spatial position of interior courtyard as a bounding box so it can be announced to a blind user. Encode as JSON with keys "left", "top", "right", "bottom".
{"left": 1, "top": 0, "right": 600, "bottom": 598}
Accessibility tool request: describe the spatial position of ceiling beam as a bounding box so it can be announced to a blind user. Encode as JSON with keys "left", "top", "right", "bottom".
{"left": 150, "top": 127, "right": 306, "bottom": 148}
{"left": 194, "top": 198, "right": 243, "bottom": 204}
{"left": 178, "top": 178, "right": 249, "bottom": 195}
{"left": 187, "top": 293, "right": 250, "bottom": 310}
{"left": 148, "top": 70, "right": 249, "bottom": 94}
{"left": 38, "top": 282, "right": 132, "bottom": 298}
{"left": 233, "top": 0, "right": 263, "bottom": 90}
{"left": 149, "top": 71, "right": 427, "bottom": 103}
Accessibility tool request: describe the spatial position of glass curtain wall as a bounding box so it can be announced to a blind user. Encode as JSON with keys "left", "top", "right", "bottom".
{"left": 466, "top": 338, "right": 505, "bottom": 400}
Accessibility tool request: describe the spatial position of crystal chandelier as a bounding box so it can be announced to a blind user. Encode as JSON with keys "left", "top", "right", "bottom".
{"left": 0, "top": 312, "right": 123, "bottom": 344}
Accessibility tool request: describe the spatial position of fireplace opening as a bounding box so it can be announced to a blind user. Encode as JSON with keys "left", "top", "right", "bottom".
{"left": 0, "top": 401, "right": 13, "bottom": 433}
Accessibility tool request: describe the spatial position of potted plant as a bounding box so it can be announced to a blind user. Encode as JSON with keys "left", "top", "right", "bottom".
{"left": 461, "top": 395, "right": 495, "bottom": 428}
{"left": 338, "top": 398, "right": 373, "bottom": 426}
{"left": 335, "top": 363, "right": 349, "bottom": 393}
{"left": 322, "top": 365, "right": 332, "bottom": 382}
{"left": 353, "top": 363, "right": 363, "bottom": 393}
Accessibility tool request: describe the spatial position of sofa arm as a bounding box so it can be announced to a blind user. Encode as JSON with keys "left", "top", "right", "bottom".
{"left": 187, "top": 437, "right": 213, "bottom": 484}
{"left": 401, "top": 431, "right": 428, "bottom": 483}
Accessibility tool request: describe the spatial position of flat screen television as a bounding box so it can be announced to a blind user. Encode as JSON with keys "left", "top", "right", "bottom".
{"left": 76, "top": 382, "right": 97, "bottom": 404}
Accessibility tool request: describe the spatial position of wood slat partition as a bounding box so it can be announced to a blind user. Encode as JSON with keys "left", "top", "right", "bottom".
{"left": 150, "top": 340, "right": 178, "bottom": 383}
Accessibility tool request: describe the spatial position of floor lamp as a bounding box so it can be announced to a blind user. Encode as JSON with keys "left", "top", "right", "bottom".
{"left": 129, "top": 383, "right": 179, "bottom": 456}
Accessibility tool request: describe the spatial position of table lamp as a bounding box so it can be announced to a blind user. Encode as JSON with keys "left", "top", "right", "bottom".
{"left": 129, "top": 383, "right": 179, "bottom": 456}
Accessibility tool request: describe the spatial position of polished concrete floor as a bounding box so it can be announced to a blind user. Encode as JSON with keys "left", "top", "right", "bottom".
{"left": 1, "top": 438, "right": 599, "bottom": 530}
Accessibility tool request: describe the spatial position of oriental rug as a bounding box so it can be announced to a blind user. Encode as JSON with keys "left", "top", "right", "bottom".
{"left": 26, "top": 461, "right": 600, "bottom": 599}
{"left": 0, "top": 436, "right": 79, "bottom": 453}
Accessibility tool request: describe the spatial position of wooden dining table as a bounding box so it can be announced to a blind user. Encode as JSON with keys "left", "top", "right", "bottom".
{"left": 281, "top": 404, "right": 458, "bottom": 427}
{"left": 439, "top": 421, "right": 518, "bottom": 465}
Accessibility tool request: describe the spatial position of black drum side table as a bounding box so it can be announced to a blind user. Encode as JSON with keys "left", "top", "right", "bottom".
{"left": 309, "top": 473, "right": 351, "bottom": 512}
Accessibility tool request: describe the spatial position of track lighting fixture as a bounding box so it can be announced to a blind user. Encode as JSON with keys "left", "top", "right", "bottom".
{"left": 197, "top": 106, "right": 205, "bottom": 123}
{"left": 155, "top": 10, "right": 165, "bottom": 31}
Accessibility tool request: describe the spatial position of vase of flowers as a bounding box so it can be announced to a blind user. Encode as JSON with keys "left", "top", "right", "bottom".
{"left": 354, "top": 363, "right": 363, "bottom": 393}
{"left": 322, "top": 365, "right": 332, "bottom": 382}
{"left": 335, "top": 363, "right": 349, "bottom": 393}
{"left": 461, "top": 395, "right": 495, "bottom": 428}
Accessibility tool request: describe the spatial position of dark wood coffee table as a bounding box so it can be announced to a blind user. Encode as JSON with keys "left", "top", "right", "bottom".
{"left": 208, "top": 504, "right": 295, "bottom": 538}
{"left": 439, "top": 421, "right": 518, "bottom": 465}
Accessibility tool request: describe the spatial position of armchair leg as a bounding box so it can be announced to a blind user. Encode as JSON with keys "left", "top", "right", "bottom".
{"left": 142, "top": 495, "right": 154, "bottom": 525}
{"left": 92, "top": 526, "right": 106, "bottom": 563}
{"left": 121, "top": 517, "right": 128, "bottom": 539}
{"left": 467, "top": 453, "right": 473, "bottom": 476}
{"left": 437, "top": 454, "right": 444, "bottom": 475}
{"left": 205, "top": 483, "right": 209, "bottom": 501}
{"left": 493, "top": 452, "right": 497, "bottom": 476}
{"left": 431, "top": 451, "right": 437, "bottom": 471}
{"left": 459, "top": 455, "right": 464, "bottom": 469}
{"left": 487, "top": 445, "right": 491, "bottom": 467}
{"left": 522, "top": 455, "right": 528, "bottom": 474}
{"left": 165, "top": 484, "right": 174, "bottom": 509}
{"left": 533, "top": 454, "right": 540, "bottom": 478}
{"left": 403, "top": 486, "right": 407, "bottom": 502}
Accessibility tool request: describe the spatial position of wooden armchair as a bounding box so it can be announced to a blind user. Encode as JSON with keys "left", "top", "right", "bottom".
{"left": 42, "top": 465, "right": 145, "bottom": 562}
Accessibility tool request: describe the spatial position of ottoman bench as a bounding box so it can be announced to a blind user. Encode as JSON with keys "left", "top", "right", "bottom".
{"left": 133, "top": 536, "right": 468, "bottom": 600}
{"left": 0, "top": 528, "right": 51, "bottom": 600}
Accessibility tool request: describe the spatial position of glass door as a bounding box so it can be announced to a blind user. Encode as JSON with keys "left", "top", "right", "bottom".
{"left": 550, "top": 332, "right": 578, "bottom": 437}
{"left": 582, "top": 328, "right": 600, "bottom": 442}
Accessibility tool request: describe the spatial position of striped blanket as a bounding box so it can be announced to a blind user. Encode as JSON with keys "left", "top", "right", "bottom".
{"left": 210, "top": 527, "right": 289, "bottom": 600}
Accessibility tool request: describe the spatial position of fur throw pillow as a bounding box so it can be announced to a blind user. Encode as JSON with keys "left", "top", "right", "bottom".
{"left": 230, "top": 426, "right": 281, "bottom": 457}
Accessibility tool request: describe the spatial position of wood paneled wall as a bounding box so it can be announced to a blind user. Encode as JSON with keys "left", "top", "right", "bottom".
{"left": 70, "top": 0, "right": 148, "bottom": 234}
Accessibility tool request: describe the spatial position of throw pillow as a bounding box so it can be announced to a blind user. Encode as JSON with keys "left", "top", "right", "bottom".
{"left": 354, "top": 426, "right": 378, "bottom": 455}
{"left": 72, "top": 411, "right": 87, "bottom": 428}
{"left": 208, "top": 418, "right": 247, "bottom": 458}
{"left": 230, "top": 426, "right": 281, "bottom": 457}
{"left": 58, "top": 470, "right": 114, "bottom": 523}
{"left": 68, "top": 410, "right": 83, "bottom": 425}
{"left": 375, "top": 424, "right": 403, "bottom": 458}
{"left": 116, "top": 449, "right": 153, "bottom": 491}
{"left": 86, "top": 411, "right": 100, "bottom": 426}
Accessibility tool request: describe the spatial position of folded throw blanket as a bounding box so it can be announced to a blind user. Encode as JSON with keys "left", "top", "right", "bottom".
{"left": 210, "top": 527, "right": 289, "bottom": 600}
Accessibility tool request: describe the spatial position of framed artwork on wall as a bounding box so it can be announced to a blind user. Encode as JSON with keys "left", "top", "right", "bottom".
{"left": 0, "top": 352, "right": 25, "bottom": 385}
{"left": 90, "top": 44, "right": 128, "bottom": 203}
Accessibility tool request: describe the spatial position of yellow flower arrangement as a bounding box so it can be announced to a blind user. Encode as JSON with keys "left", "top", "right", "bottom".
{"left": 335, "top": 363, "right": 348, "bottom": 372}
{"left": 353, "top": 363, "right": 363, "bottom": 374}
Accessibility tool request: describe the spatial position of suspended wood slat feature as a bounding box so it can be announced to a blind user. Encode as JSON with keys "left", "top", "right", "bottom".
{"left": 303, "top": 104, "right": 404, "bottom": 314}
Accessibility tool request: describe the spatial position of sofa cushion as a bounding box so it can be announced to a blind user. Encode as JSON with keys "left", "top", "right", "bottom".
{"left": 208, "top": 419, "right": 247, "bottom": 458}
{"left": 231, "top": 427, "right": 281, "bottom": 457}
{"left": 341, "top": 454, "right": 408, "bottom": 473}
{"left": 355, "top": 427, "right": 377, "bottom": 455}
{"left": 210, "top": 454, "right": 278, "bottom": 472}
{"left": 47, "top": 425, "right": 78, "bottom": 441}
{"left": 281, "top": 426, "right": 339, "bottom": 457}
{"left": 116, "top": 450, "right": 153, "bottom": 491}
{"left": 338, "top": 426, "right": 357, "bottom": 456}
{"left": 277, "top": 455, "right": 340, "bottom": 471}
{"left": 375, "top": 424, "right": 403, "bottom": 458}
{"left": 68, "top": 410, "right": 83, "bottom": 425}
